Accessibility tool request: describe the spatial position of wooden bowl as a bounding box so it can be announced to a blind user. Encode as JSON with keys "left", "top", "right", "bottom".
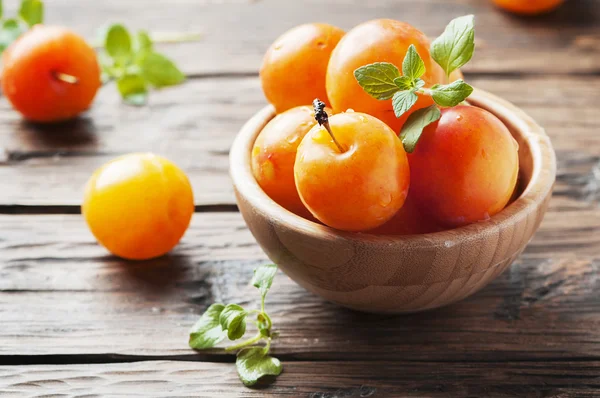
{"left": 230, "top": 89, "right": 556, "bottom": 314}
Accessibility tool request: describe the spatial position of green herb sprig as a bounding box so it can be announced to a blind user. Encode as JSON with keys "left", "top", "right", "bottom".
{"left": 189, "top": 264, "right": 282, "bottom": 387}
{"left": 99, "top": 24, "right": 186, "bottom": 105}
{"left": 354, "top": 15, "right": 475, "bottom": 153}
{"left": 0, "top": 0, "right": 44, "bottom": 53}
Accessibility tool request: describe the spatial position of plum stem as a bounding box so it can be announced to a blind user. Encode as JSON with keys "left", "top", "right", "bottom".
{"left": 52, "top": 71, "right": 79, "bottom": 85}
{"left": 313, "top": 98, "right": 344, "bottom": 153}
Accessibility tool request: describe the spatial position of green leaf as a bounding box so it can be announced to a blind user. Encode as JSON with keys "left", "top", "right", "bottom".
{"left": 415, "top": 79, "right": 425, "bottom": 90}
{"left": 0, "top": 19, "right": 25, "bottom": 53}
{"left": 353, "top": 62, "right": 401, "bottom": 100}
{"left": 189, "top": 303, "right": 227, "bottom": 349}
{"left": 19, "top": 0, "right": 43, "bottom": 27}
{"left": 219, "top": 304, "right": 247, "bottom": 341}
{"left": 105, "top": 24, "right": 132, "bottom": 61}
{"left": 393, "top": 76, "right": 413, "bottom": 90}
{"left": 256, "top": 313, "right": 271, "bottom": 338}
{"left": 135, "top": 30, "right": 153, "bottom": 53}
{"left": 0, "top": 0, "right": 3, "bottom": 19}
{"left": 236, "top": 347, "right": 282, "bottom": 387}
{"left": 430, "top": 79, "right": 474, "bottom": 107}
{"left": 392, "top": 90, "right": 418, "bottom": 119}
{"left": 252, "top": 264, "right": 278, "bottom": 299}
{"left": 431, "top": 15, "right": 475, "bottom": 77}
{"left": 400, "top": 105, "right": 441, "bottom": 153}
{"left": 137, "top": 51, "right": 185, "bottom": 87}
{"left": 117, "top": 74, "right": 148, "bottom": 106}
{"left": 402, "top": 44, "right": 426, "bottom": 81}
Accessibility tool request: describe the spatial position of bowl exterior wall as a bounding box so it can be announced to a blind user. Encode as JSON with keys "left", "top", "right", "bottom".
{"left": 235, "top": 185, "right": 551, "bottom": 313}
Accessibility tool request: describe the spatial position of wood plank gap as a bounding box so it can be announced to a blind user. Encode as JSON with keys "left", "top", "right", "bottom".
{"left": 1, "top": 354, "right": 599, "bottom": 367}
{"left": 183, "top": 70, "right": 600, "bottom": 81}
{"left": 464, "top": 70, "right": 600, "bottom": 79}
{"left": 1, "top": 150, "right": 123, "bottom": 164}
{"left": 0, "top": 204, "right": 239, "bottom": 215}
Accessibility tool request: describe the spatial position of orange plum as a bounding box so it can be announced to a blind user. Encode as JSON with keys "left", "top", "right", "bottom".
{"left": 294, "top": 111, "right": 410, "bottom": 231}
{"left": 408, "top": 106, "right": 519, "bottom": 228}
{"left": 326, "top": 19, "right": 446, "bottom": 133}
{"left": 260, "top": 23, "right": 345, "bottom": 113}
{"left": 252, "top": 105, "right": 330, "bottom": 219}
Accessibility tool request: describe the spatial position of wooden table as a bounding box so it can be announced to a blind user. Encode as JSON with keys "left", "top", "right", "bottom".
{"left": 1, "top": 0, "right": 599, "bottom": 396}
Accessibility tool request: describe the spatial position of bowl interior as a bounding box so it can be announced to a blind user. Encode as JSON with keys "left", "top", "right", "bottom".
{"left": 230, "top": 88, "right": 556, "bottom": 245}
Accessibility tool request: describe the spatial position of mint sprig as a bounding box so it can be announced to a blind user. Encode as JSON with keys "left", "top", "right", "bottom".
{"left": 354, "top": 16, "right": 476, "bottom": 152}
{"left": 189, "top": 264, "right": 282, "bottom": 387}
{"left": 100, "top": 23, "right": 185, "bottom": 105}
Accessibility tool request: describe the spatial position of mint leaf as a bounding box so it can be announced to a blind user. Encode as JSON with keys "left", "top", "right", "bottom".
{"left": 117, "top": 74, "right": 147, "bottom": 106}
{"left": 430, "top": 80, "right": 473, "bottom": 107}
{"left": 354, "top": 62, "right": 401, "bottom": 100}
{"left": 394, "top": 76, "right": 413, "bottom": 90}
{"left": 402, "top": 44, "right": 426, "bottom": 81}
{"left": 0, "top": 0, "right": 3, "bottom": 19}
{"left": 392, "top": 90, "right": 418, "bottom": 119}
{"left": 138, "top": 52, "right": 185, "bottom": 87}
{"left": 400, "top": 105, "right": 441, "bottom": 153}
{"left": 189, "top": 303, "right": 227, "bottom": 349}
{"left": 431, "top": 15, "right": 475, "bottom": 77}
{"left": 236, "top": 347, "right": 282, "bottom": 387}
{"left": 105, "top": 24, "right": 132, "bottom": 62}
{"left": 135, "top": 30, "right": 153, "bottom": 53}
{"left": 219, "top": 304, "right": 247, "bottom": 341}
{"left": 19, "top": 0, "right": 43, "bottom": 27}
{"left": 0, "top": 19, "right": 25, "bottom": 52}
{"left": 415, "top": 79, "right": 425, "bottom": 90}
{"left": 252, "top": 264, "right": 278, "bottom": 299}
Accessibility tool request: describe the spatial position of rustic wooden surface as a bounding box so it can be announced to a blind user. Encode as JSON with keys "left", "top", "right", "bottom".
{"left": 0, "top": 0, "right": 599, "bottom": 396}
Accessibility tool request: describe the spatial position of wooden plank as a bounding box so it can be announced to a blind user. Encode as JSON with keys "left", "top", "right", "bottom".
{"left": 0, "top": 211, "right": 598, "bottom": 359}
{"left": 0, "top": 75, "right": 599, "bottom": 207}
{"left": 9, "top": 0, "right": 598, "bottom": 75}
{"left": 0, "top": 360, "right": 598, "bottom": 397}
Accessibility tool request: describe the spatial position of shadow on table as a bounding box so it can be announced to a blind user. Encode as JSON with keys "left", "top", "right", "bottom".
{"left": 116, "top": 254, "right": 190, "bottom": 297}
{"left": 17, "top": 116, "right": 99, "bottom": 150}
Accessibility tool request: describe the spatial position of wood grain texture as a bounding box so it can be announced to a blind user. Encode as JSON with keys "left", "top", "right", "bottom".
{"left": 0, "top": 75, "right": 597, "bottom": 208}
{"left": 1, "top": 360, "right": 599, "bottom": 397}
{"left": 4, "top": 0, "right": 597, "bottom": 75}
{"left": 0, "top": 0, "right": 598, "bottom": 393}
{"left": 0, "top": 212, "right": 598, "bottom": 359}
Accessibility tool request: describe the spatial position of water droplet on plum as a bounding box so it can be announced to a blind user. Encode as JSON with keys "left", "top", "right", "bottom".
{"left": 379, "top": 193, "right": 392, "bottom": 207}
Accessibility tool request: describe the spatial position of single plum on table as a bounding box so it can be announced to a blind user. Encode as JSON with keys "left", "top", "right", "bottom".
{"left": 83, "top": 153, "right": 194, "bottom": 260}
{"left": 2, "top": 25, "right": 101, "bottom": 122}
{"left": 492, "top": 0, "right": 564, "bottom": 15}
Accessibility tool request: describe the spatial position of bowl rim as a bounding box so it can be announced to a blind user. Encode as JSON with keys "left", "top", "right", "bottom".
{"left": 230, "top": 88, "right": 556, "bottom": 245}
